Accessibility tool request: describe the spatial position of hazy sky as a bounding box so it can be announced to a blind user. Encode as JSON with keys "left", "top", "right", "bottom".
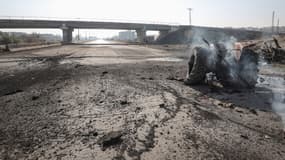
{"left": 0, "top": 0, "right": 284, "bottom": 37}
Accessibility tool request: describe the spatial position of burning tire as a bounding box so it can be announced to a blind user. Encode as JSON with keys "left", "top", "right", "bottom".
{"left": 185, "top": 44, "right": 259, "bottom": 89}
{"left": 185, "top": 47, "right": 210, "bottom": 85}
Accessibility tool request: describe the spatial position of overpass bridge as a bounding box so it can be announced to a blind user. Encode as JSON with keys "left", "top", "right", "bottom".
{"left": 0, "top": 17, "right": 263, "bottom": 45}
{"left": 0, "top": 18, "right": 179, "bottom": 44}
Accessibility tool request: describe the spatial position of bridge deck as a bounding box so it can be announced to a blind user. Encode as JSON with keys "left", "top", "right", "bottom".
{"left": 0, "top": 19, "right": 176, "bottom": 31}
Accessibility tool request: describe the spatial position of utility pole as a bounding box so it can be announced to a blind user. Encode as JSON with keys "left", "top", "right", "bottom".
{"left": 188, "top": 8, "right": 192, "bottom": 25}
{"left": 277, "top": 18, "right": 280, "bottom": 34}
{"left": 272, "top": 11, "right": 275, "bottom": 34}
{"left": 78, "top": 28, "right": 80, "bottom": 41}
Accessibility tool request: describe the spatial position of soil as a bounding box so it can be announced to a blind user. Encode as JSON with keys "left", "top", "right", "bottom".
{"left": 0, "top": 44, "right": 284, "bottom": 160}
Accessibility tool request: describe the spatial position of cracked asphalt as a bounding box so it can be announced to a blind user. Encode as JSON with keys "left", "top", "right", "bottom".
{"left": 0, "top": 43, "right": 285, "bottom": 160}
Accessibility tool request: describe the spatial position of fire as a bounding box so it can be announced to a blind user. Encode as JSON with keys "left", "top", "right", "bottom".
{"left": 234, "top": 42, "right": 243, "bottom": 60}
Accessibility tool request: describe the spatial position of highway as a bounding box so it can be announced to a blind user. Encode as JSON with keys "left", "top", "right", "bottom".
{"left": 0, "top": 43, "right": 284, "bottom": 160}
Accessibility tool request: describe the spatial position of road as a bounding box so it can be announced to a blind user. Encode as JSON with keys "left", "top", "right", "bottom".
{"left": 83, "top": 39, "right": 123, "bottom": 44}
{"left": 0, "top": 43, "right": 285, "bottom": 160}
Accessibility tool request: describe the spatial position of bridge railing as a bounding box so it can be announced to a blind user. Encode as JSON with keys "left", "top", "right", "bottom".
{"left": 0, "top": 16, "right": 180, "bottom": 26}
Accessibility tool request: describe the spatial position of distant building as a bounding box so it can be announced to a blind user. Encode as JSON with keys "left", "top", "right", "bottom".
{"left": 118, "top": 31, "right": 136, "bottom": 41}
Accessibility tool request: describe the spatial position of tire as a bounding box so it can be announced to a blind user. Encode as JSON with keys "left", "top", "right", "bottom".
{"left": 185, "top": 47, "right": 210, "bottom": 85}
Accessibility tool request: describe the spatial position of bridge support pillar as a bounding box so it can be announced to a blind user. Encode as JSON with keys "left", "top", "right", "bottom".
{"left": 62, "top": 27, "right": 73, "bottom": 44}
{"left": 158, "top": 30, "right": 170, "bottom": 40}
{"left": 136, "top": 29, "right": 146, "bottom": 43}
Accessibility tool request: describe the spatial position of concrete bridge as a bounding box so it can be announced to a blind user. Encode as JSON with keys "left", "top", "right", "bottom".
{"left": 0, "top": 18, "right": 179, "bottom": 44}
{"left": 0, "top": 18, "right": 263, "bottom": 44}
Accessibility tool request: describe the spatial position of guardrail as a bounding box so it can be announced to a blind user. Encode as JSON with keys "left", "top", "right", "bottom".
{"left": 0, "top": 16, "right": 180, "bottom": 26}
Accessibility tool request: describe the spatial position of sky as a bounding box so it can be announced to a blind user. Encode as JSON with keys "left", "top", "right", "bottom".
{"left": 0, "top": 0, "right": 284, "bottom": 38}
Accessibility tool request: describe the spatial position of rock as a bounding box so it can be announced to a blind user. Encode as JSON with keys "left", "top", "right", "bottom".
{"left": 264, "top": 135, "right": 270, "bottom": 139}
{"left": 159, "top": 103, "right": 165, "bottom": 108}
{"left": 135, "top": 107, "right": 142, "bottom": 111}
{"left": 101, "top": 71, "right": 108, "bottom": 76}
{"left": 74, "top": 64, "right": 83, "bottom": 68}
{"left": 177, "top": 78, "right": 184, "bottom": 81}
{"left": 98, "top": 131, "right": 123, "bottom": 151}
{"left": 87, "top": 131, "right": 98, "bottom": 137}
{"left": 249, "top": 109, "right": 258, "bottom": 115}
{"left": 240, "top": 134, "right": 249, "bottom": 139}
{"left": 167, "top": 76, "right": 175, "bottom": 80}
{"left": 32, "top": 95, "right": 40, "bottom": 100}
{"left": 120, "top": 100, "right": 129, "bottom": 105}
{"left": 213, "top": 100, "right": 222, "bottom": 106}
{"left": 235, "top": 108, "right": 244, "bottom": 113}
{"left": 166, "top": 76, "right": 184, "bottom": 82}
{"left": 224, "top": 103, "right": 235, "bottom": 108}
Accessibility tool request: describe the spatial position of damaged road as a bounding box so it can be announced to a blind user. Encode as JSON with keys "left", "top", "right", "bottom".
{"left": 0, "top": 44, "right": 285, "bottom": 160}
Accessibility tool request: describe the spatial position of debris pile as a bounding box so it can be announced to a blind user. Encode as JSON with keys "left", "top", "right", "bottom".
{"left": 261, "top": 37, "right": 285, "bottom": 63}
{"left": 185, "top": 39, "right": 259, "bottom": 89}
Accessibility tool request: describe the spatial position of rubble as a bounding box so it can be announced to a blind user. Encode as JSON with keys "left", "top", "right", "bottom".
{"left": 261, "top": 37, "right": 285, "bottom": 63}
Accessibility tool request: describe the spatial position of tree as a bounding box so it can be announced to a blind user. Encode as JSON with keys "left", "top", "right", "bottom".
{"left": 0, "top": 32, "right": 19, "bottom": 51}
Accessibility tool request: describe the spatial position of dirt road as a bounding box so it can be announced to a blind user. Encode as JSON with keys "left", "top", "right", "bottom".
{"left": 0, "top": 44, "right": 284, "bottom": 160}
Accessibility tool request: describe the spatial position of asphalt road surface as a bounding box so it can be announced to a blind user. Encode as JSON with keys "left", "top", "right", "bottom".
{"left": 0, "top": 43, "right": 285, "bottom": 160}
